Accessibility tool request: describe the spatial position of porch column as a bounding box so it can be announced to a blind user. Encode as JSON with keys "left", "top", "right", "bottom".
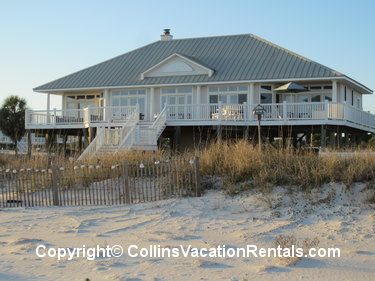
{"left": 46, "top": 93, "right": 51, "bottom": 124}
{"left": 150, "top": 87, "right": 155, "bottom": 120}
{"left": 196, "top": 85, "right": 201, "bottom": 104}
{"left": 103, "top": 89, "right": 110, "bottom": 122}
{"left": 248, "top": 83, "right": 254, "bottom": 106}
{"left": 332, "top": 80, "right": 338, "bottom": 103}
{"left": 196, "top": 86, "right": 201, "bottom": 119}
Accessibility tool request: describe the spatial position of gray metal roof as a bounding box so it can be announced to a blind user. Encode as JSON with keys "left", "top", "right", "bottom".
{"left": 34, "top": 34, "right": 346, "bottom": 92}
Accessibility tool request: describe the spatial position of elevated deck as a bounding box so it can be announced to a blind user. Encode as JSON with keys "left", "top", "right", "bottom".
{"left": 26, "top": 102, "right": 375, "bottom": 133}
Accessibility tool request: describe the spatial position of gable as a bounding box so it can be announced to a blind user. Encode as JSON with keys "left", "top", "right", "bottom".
{"left": 140, "top": 53, "right": 214, "bottom": 80}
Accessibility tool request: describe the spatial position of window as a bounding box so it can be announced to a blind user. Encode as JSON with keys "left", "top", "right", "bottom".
{"left": 323, "top": 85, "right": 332, "bottom": 90}
{"left": 238, "top": 94, "right": 247, "bottom": 104}
{"left": 260, "top": 85, "right": 272, "bottom": 91}
{"left": 229, "top": 95, "right": 237, "bottom": 104}
{"left": 311, "top": 95, "right": 321, "bottom": 102}
{"left": 351, "top": 91, "right": 354, "bottom": 106}
{"left": 160, "top": 86, "right": 193, "bottom": 110}
{"left": 357, "top": 98, "right": 361, "bottom": 108}
{"left": 344, "top": 87, "right": 347, "bottom": 101}
{"left": 209, "top": 95, "right": 218, "bottom": 104}
{"left": 325, "top": 96, "right": 332, "bottom": 102}
{"left": 111, "top": 89, "right": 146, "bottom": 116}
{"left": 310, "top": 86, "right": 322, "bottom": 90}
{"left": 260, "top": 85, "right": 273, "bottom": 104}
{"left": 260, "top": 93, "right": 272, "bottom": 104}
{"left": 161, "top": 86, "right": 193, "bottom": 94}
{"left": 208, "top": 85, "right": 248, "bottom": 93}
{"left": 112, "top": 89, "right": 146, "bottom": 96}
{"left": 208, "top": 85, "right": 248, "bottom": 104}
{"left": 297, "top": 95, "right": 309, "bottom": 103}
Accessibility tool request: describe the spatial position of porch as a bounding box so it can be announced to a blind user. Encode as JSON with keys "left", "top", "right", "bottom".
{"left": 25, "top": 102, "right": 375, "bottom": 133}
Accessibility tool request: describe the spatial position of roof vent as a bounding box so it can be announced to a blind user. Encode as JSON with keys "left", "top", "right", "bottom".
{"left": 161, "top": 29, "right": 173, "bottom": 41}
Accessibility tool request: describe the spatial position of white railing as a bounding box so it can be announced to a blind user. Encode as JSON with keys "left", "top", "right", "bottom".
{"left": 121, "top": 126, "right": 137, "bottom": 150}
{"left": 26, "top": 103, "right": 375, "bottom": 131}
{"left": 117, "top": 108, "right": 140, "bottom": 149}
{"left": 260, "top": 103, "right": 284, "bottom": 121}
{"left": 77, "top": 127, "right": 105, "bottom": 161}
{"left": 78, "top": 108, "right": 140, "bottom": 160}
{"left": 26, "top": 108, "right": 85, "bottom": 127}
{"left": 151, "top": 106, "right": 167, "bottom": 138}
{"left": 83, "top": 106, "right": 137, "bottom": 126}
{"left": 26, "top": 106, "right": 137, "bottom": 128}
{"left": 285, "top": 102, "right": 326, "bottom": 120}
{"left": 343, "top": 104, "right": 375, "bottom": 129}
{"left": 164, "top": 102, "right": 375, "bottom": 130}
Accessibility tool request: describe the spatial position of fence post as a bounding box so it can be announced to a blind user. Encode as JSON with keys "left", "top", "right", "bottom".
{"left": 51, "top": 165, "right": 60, "bottom": 206}
{"left": 193, "top": 156, "right": 201, "bottom": 197}
{"left": 123, "top": 161, "right": 131, "bottom": 204}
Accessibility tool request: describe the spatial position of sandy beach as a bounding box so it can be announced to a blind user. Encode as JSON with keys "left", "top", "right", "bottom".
{"left": 0, "top": 183, "right": 374, "bottom": 281}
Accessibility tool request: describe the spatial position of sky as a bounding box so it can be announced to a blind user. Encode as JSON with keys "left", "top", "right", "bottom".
{"left": 0, "top": 0, "right": 374, "bottom": 112}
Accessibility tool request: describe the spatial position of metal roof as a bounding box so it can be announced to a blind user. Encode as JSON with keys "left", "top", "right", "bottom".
{"left": 34, "top": 34, "right": 349, "bottom": 92}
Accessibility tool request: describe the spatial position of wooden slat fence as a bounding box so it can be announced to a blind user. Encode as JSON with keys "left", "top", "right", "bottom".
{"left": 0, "top": 157, "right": 201, "bottom": 208}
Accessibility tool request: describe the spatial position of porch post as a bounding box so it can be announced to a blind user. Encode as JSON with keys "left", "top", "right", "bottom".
{"left": 321, "top": 125, "right": 327, "bottom": 149}
{"left": 47, "top": 93, "right": 51, "bottom": 124}
{"left": 248, "top": 83, "right": 254, "bottom": 106}
{"left": 103, "top": 89, "right": 110, "bottom": 123}
{"left": 332, "top": 80, "right": 338, "bottom": 103}
{"left": 150, "top": 87, "right": 155, "bottom": 121}
{"left": 196, "top": 85, "right": 201, "bottom": 104}
{"left": 196, "top": 85, "right": 201, "bottom": 119}
{"left": 283, "top": 101, "right": 287, "bottom": 122}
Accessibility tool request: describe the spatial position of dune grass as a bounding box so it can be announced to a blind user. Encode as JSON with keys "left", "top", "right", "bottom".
{"left": 1, "top": 140, "right": 375, "bottom": 195}
{"left": 198, "top": 141, "right": 375, "bottom": 194}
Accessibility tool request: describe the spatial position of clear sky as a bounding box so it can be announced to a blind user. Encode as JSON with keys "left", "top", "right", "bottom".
{"left": 0, "top": 0, "right": 374, "bottom": 112}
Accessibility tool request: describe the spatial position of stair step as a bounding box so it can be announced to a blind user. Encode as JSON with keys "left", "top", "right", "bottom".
{"left": 79, "top": 116, "right": 167, "bottom": 159}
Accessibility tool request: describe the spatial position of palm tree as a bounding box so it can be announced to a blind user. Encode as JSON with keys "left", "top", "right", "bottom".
{"left": 0, "top": 95, "right": 27, "bottom": 155}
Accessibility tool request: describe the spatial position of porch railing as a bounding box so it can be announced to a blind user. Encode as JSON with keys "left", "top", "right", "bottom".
{"left": 25, "top": 102, "right": 375, "bottom": 131}
{"left": 26, "top": 106, "right": 137, "bottom": 128}
{"left": 164, "top": 102, "right": 375, "bottom": 130}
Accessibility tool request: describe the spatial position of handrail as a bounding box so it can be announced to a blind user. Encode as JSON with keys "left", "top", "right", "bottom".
{"left": 77, "top": 127, "right": 105, "bottom": 161}
{"left": 151, "top": 106, "right": 167, "bottom": 138}
{"left": 117, "top": 108, "right": 140, "bottom": 149}
{"left": 120, "top": 125, "right": 137, "bottom": 150}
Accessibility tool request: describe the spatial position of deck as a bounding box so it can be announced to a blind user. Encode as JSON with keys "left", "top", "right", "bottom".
{"left": 25, "top": 102, "right": 375, "bottom": 133}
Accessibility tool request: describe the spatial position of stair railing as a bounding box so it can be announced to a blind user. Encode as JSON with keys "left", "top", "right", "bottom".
{"left": 151, "top": 106, "right": 167, "bottom": 139}
{"left": 77, "top": 127, "right": 105, "bottom": 161}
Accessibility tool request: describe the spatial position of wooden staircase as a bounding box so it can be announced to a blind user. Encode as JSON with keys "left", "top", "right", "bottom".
{"left": 77, "top": 107, "right": 167, "bottom": 160}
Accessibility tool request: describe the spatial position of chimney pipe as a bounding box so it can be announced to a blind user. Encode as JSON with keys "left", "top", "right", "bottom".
{"left": 161, "top": 29, "right": 173, "bottom": 41}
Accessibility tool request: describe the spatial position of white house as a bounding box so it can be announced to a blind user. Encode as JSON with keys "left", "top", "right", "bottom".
{"left": 0, "top": 130, "right": 45, "bottom": 153}
{"left": 26, "top": 30, "right": 375, "bottom": 158}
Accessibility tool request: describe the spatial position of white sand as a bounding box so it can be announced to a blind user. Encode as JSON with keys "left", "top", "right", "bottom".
{"left": 0, "top": 183, "right": 374, "bottom": 281}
